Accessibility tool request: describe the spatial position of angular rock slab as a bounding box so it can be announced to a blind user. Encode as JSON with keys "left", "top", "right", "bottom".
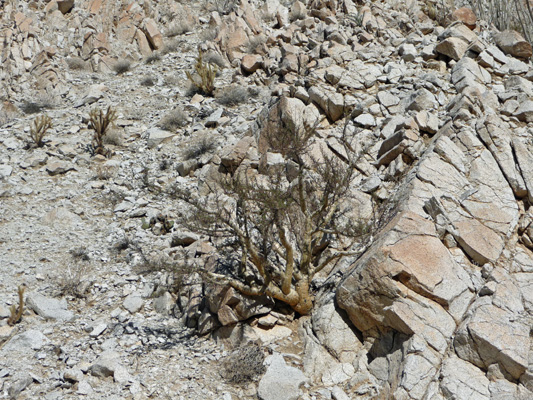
{"left": 440, "top": 356, "right": 490, "bottom": 400}
{"left": 454, "top": 302, "right": 529, "bottom": 380}
{"left": 26, "top": 292, "right": 74, "bottom": 321}
{"left": 337, "top": 212, "right": 467, "bottom": 351}
{"left": 258, "top": 353, "right": 307, "bottom": 400}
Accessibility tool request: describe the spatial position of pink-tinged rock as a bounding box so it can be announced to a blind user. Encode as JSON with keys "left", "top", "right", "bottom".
{"left": 117, "top": 15, "right": 137, "bottom": 42}
{"left": 435, "top": 37, "right": 468, "bottom": 60}
{"left": 454, "top": 219, "right": 504, "bottom": 264}
{"left": 494, "top": 30, "right": 532, "bottom": 59}
{"left": 135, "top": 29, "right": 152, "bottom": 57}
{"left": 241, "top": 54, "right": 262, "bottom": 74}
{"left": 450, "top": 7, "right": 477, "bottom": 29}
{"left": 143, "top": 18, "right": 163, "bottom": 50}
{"left": 89, "top": 0, "right": 103, "bottom": 14}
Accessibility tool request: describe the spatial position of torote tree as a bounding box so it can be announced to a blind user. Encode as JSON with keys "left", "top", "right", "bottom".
{"left": 175, "top": 98, "right": 371, "bottom": 315}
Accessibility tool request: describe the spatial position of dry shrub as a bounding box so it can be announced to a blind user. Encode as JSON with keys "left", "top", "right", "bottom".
{"left": 141, "top": 76, "right": 155, "bottom": 87}
{"left": 216, "top": 85, "right": 249, "bottom": 106}
{"left": 203, "top": 51, "right": 227, "bottom": 69}
{"left": 166, "top": 21, "right": 193, "bottom": 37}
{"left": 183, "top": 136, "right": 217, "bottom": 160}
{"left": 113, "top": 59, "right": 131, "bottom": 74}
{"left": 161, "top": 40, "right": 181, "bottom": 55}
{"left": 103, "top": 127, "right": 123, "bottom": 146}
{"left": 158, "top": 108, "right": 188, "bottom": 131}
{"left": 66, "top": 57, "right": 87, "bottom": 70}
{"left": 57, "top": 247, "right": 93, "bottom": 298}
{"left": 468, "top": 0, "right": 533, "bottom": 44}
{"left": 95, "top": 164, "right": 118, "bottom": 180}
{"left": 145, "top": 53, "right": 161, "bottom": 64}
{"left": 200, "top": 27, "right": 218, "bottom": 42}
{"left": 220, "top": 344, "right": 266, "bottom": 384}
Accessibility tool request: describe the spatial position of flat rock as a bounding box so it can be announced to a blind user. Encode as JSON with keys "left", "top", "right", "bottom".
{"left": 146, "top": 127, "right": 175, "bottom": 148}
{"left": 46, "top": 160, "right": 75, "bottom": 175}
{"left": 26, "top": 292, "right": 74, "bottom": 321}
{"left": 440, "top": 356, "right": 490, "bottom": 399}
{"left": 2, "top": 330, "right": 49, "bottom": 353}
{"left": 513, "top": 100, "right": 533, "bottom": 123}
{"left": 241, "top": 54, "right": 262, "bottom": 74}
{"left": 123, "top": 292, "right": 143, "bottom": 314}
{"left": 0, "top": 164, "right": 13, "bottom": 178}
{"left": 74, "top": 84, "right": 107, "bottom": 108}
{"left": 258, "top": 353, "right": 307, "bottom": 400}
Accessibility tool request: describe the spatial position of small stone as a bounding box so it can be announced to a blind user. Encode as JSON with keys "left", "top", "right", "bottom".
{"left": 241, "top": 54, "right": 262, "bottom": 74}
{"left": 89, "top": 322, "right": 108, "bottom": 338}
{"left": 146, "top": 127, "right": 175, "bottom": 148}
{"left": 415, "top": 110, "right": 439, "bottom": 134}
{"left": 89, "top": 351, "right": 120, "bottom": 378}
{"left": 0, "top": 164, "right": 13, "bottom": 178}
{"left": 123, "top": 292, "right": 143, "bottom": 314}
{"left": 435, "top": 37, "right": 468, "bottom": 60}
{"left": 258, "top": 354, "right": 306, "bottom": 400}
{"left": 205, "top": 108, "right": 223, "bottom": 128}
{"left": 57, "top": 0, "right": 75, "bottom": 14}
{"left": 77, "top": 380, "right": 93, "bottom": 395}
{"left": 46, "top": 160, "right": 75, "bottom": 175}
{"left": 353, "top": 113, "right": 376, "bottom": 128}
{"left": 153, "top": 292, "right": 175, "bottom": 315}
{"left": 399, "top": 43, "right": 417, "bottom": 62}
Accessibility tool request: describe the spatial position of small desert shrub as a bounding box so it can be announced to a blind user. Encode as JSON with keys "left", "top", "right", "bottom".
{"left": 29, "top": 114, "right": 52, "bottom": 147}
{"left": 157, "top": 108, "right": 188, "bottom": 131}
{"left": 113, "top": 59, "right": 131, "bottom": 74}
{"left": 200, "top": 27, "right": 218, "bottom": 42}
{"left": 183, "top": 137, "right": 217, "bottom": 160}
{"left": 166, "top": 22, "right": 192, "bottom": 37}
{"left": 70, "top": 246, "right": 90, "bottom": 261}
{"left": 141, "top": 76, "right": 155, "bottom": 87}
{"left": 103, "top": 127, "right": 123, "bottom": 146}
{"left": 246, "top": 35, "right": 267, "bottom": 54}
{"left": 58, "top": 248, "right": 93, "bottom": 298}
{"left": 216, "top": 85, "right": 249, "bottom": 106}
{"left": 345, "top": 12, "right": 363, "bottom": 27}
{"left": 220, "top": 344, "right": 266, "bottom": 384}
{"left": 145, "top": 53, "right": 161, "bottom": 64}
{"left": 88, "top": 106, "right": 117, "bottom": 156}
{"left": 66, "top": 57, "right": 87, "bottom": 70}
{"left": 210, "top": 0, "right": 238, "bottom": 15}
{"left": 203, "top": 51, "right": 226, "bottom": 69}
{"left": 186, "top": 49, "right": 217, "bottom": 96}
{"left": 21, "top": 102, "right": 43, "bottom": 114}
{"left": 161, "top": 39, "right": 181, "bottom": 55}
{"left": 21, "top": 94, "right": 54, "bottom": 114}
{"left": 95, "top": 164, "right": 117, "bottom": 180}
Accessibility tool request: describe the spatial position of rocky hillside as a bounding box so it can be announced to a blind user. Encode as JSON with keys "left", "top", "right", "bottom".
{"left": 1, "top": 0, "right": 533, "bottom": 399}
